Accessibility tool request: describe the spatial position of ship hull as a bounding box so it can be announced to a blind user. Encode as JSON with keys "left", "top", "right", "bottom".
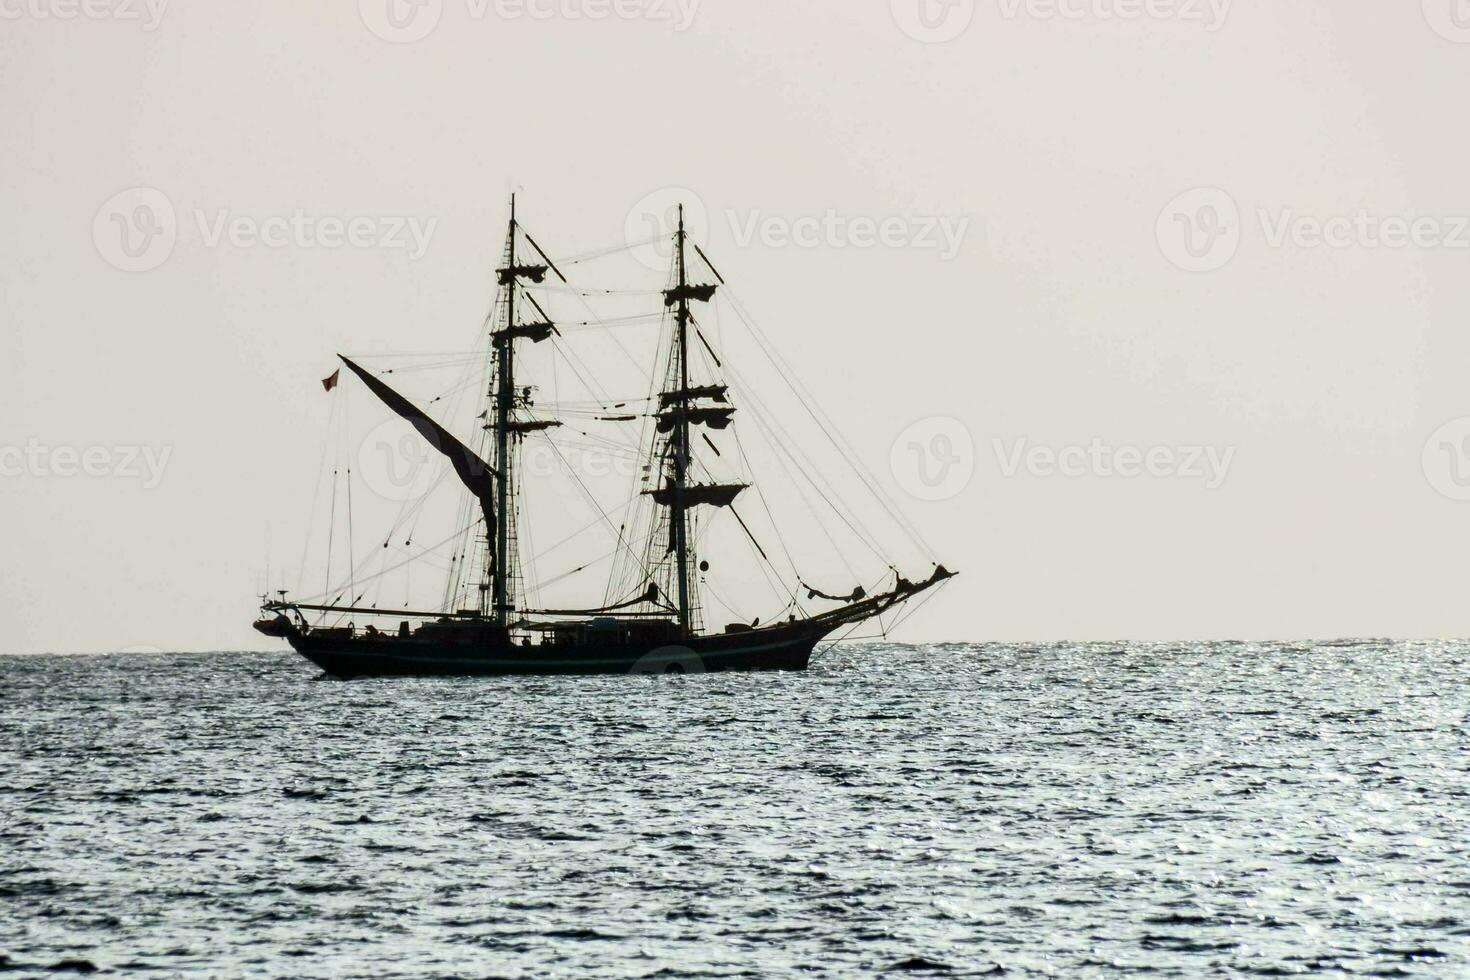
{"left": 284, "top": 623, "right": 827, "bottom": 679}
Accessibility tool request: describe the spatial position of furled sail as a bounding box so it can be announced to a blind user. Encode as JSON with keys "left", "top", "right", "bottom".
{"left": 493, "top": 322, "right": 556, "bottom": 345}
{"left": 497, "top": 263, "right": 548, "bottom": 285}
{"left": 656, "top": 406, "right": 735, "bottom": 433}
{"left": 804, "top": 582, "right": 867, "bottom": 603}
{"left": 663, "top": 283, "right": 718, "bottom": 307}
{"left": 658, "top": 384, "right": 728, "bottom": 407}
{"left": 338, "top": 355, "right": 498, "bottom": 535}
{"left": 648, "top": 482, "right": 746, "bottom": 508}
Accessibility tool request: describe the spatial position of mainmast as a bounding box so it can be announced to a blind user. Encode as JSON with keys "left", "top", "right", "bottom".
{"left": 652, "top": 204, "right": 735, "bottom": 636}
{"left": 671, "top": 205, "right": 694, "bottom": 635}
{"left": 492, "top": 198, "right": 517, "bottom": 623}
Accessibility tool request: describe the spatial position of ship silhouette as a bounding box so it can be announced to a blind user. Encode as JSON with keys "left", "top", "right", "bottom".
{"left": 255, "top": 197, "right": 952, "bottom": 677}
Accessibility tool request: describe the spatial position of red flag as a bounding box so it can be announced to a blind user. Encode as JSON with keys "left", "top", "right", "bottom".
{"left": 321, "top": 368, "right": 340, "bottom": 392}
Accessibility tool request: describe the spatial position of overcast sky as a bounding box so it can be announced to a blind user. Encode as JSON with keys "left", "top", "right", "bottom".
{"left": 3, "top": 1, "right": 1469, "bottom": 653}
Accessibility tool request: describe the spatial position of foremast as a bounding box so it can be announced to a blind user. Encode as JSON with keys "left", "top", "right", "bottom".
{"left": 489, "top": 194, "right": 563, "bottom": 625}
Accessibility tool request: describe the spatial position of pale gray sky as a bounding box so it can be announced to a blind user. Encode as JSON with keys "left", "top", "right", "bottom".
{"left": 3, "top": 1, "right": 1469, "bottom": 653}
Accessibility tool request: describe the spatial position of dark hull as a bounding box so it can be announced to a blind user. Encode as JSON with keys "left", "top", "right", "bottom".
{"left": 286, "top": 622, "right": 829, "bottom": 679}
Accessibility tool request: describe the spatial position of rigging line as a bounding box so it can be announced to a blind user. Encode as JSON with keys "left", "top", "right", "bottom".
{"left": 348, "top": 350, "right": 483, "bottom": 358}
{"left": 323, "top": 465, "right": 339, "bottom": 604}
{"left": 730, "top": 367, "right": 884, "bottom": 572}
{"left": 547, "top": 340, "right": 643, "bottom": 452}
{"left": 608, "top": 300, "right": 673, "bottom": 604}
{"left": 726, "top": 505, "right": 794, "bottom": 611}
{"left": 737, "top": 365, "right": 893, "bottom": 567}
{"left": 352, "top": 355, "right": 486, "bottom": 372}
{"left": 885, "top": 576, "right": 953, "bottom": 636}
{"left": 813, "top": 616, "right": 875, "bottom": 662}
{"left": 545, "top": 235, "right": 658, "bottom": 267}
{"left": 543, "top": 437, "right": 660, "bottom": 590}
{"left": 300, "top": 513, "right": 482, "bottom": 608}
{"left": 717, "top": 335, "right": 892, "bottom": 561}
{"left": 727, "top": 289, "right": 937, "bottom": 562}
{"left": 517, "top": 456, "right": 542, "bottom": 610}
{"left": 553, "top": 285, "right": 657, "bottom": 393}
{"left": 535, "top": 556, "right": 602, "bottom": 591}
{"left": 556, "top": 311, "right": 665, "bottom": 327}
{"left": 535, "top": 284, "right": 668, "bottom": 296}
{"left": 700, "top": 578, "right": 747, "bottom": 627}
{"left": 722, "top": 293, "right": 929, "bottom": 561}
{"left": 728, "top": 420, "right": 802, "bottom": 585}
{"left": 346, "top": 457, "right": 356, "bottom": 624}
{"left": 296, "top": 392, "right": 339, "bottom": 597}
{"left": 534, "top": 526, "right": 658, "bottom": 593}
{"left": 371, "top": 449, "right": 453, "bottom": 547}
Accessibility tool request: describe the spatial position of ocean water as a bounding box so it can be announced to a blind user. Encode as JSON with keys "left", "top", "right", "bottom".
{"left": 2, "top": 642, "right": 1468, "bottom": 978}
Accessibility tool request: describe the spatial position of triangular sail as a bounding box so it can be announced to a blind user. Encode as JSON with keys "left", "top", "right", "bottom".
{"left": 338, "top": 354, "right": 499, "bottom": 537}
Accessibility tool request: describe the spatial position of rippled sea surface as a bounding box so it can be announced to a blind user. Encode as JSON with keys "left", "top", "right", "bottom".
{"left": 3, "top": 642, "right": 1470, "bottom": 978}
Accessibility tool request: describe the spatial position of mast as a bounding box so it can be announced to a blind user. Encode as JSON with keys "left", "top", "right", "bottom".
{"left": 493, "top": 196, "right": 517, "bottom": 626}
{"left": 672, "top": 204, "right": 693, "bottom": 635}
{"left": 487, "top": 195, "right": 563, "bottom": 624}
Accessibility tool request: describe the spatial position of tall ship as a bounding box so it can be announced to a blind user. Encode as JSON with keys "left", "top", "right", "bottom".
{"left": 255, "top": 196, "right": 953, "bottom": 677}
